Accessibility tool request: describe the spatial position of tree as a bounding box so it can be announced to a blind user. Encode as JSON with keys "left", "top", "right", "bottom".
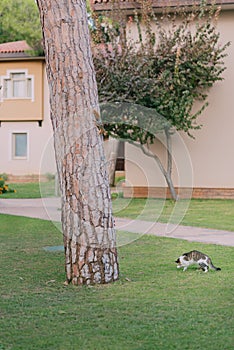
{"left": 36, "top": 0, "right": 119, "bottom": 285}
{"left": 92, "top": 1, "right": 230, "bottom": 200}
{"left": 0, "top": 0, "right": 43, "bottom": 54}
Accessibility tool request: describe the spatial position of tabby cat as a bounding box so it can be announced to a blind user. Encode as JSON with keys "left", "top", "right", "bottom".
{"left": 175, "top": 250, "right": 221, "bottom": 272}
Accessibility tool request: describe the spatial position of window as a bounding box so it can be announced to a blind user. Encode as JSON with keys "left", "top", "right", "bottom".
{"left": 2, "top": 70, "right": 33, "bottom": 100}
{"left": 12, "top": 133, "right": 28, "bottom": 159}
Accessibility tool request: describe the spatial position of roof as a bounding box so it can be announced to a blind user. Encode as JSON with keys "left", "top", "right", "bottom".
{"left": 0, "top": 40, "right": 33, "bottom": 58}
{"left": 92, "top": 0, "right": 234, "bottom": 12}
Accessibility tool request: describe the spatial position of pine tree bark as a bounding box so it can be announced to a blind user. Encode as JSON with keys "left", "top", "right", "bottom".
{"left": 37, "top": 0, "right": 119, "bottom": 285}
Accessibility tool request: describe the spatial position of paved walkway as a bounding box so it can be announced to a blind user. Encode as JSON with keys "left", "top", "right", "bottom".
{"left": 0, "top": 198, "right": 234, "bottom": 247}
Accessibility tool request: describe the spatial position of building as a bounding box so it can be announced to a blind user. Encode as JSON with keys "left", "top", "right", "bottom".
{"left": 92, "top": 0, "right": 234, "bottom": 199}
{"left": 0, "top": 40, "right": 122, "bottom": 183}
{"left": 1, "top": 1, "right": 234, "bottom": 198}
{"left": 0, "top": 40, "right": 56, "bottom": 181}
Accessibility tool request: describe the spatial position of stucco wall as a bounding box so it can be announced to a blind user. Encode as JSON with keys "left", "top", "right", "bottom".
{"left": 0, "top": 60, "right": 44, "bottom": 121}
{"left": 125, "top": 10, "right": 234, "bottom": 195}
{"left": 0, "top": 65, "right": 56, "bottom": 176}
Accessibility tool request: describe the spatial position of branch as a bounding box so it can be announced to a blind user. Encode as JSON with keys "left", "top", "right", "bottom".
{"left": 128, "top": 138, "right": 178, "bottom": 201}
{"left": 128, "top": 140, "right": 167, "bottom": 178}
{"left": 165, "top": 127, "right": 172, "bottom": 177}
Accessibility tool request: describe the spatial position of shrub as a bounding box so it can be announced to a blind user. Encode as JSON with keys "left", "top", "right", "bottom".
{"left": 0, "top": 173, "right": 8, "bottom": 181}
{"left": 0, "top": 177, "right": 16, "bottom": 194}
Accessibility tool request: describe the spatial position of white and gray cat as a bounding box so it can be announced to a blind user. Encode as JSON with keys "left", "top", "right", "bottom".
{"left": 175, "top": 250, "right": 221, "bottom": 272}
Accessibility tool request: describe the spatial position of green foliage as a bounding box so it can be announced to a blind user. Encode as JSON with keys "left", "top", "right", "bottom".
{"left": 0, "top": 177, "right": 15, "bottom": 194}
{"left": 92, "top": 2, "right": 229, "bottom": 200}
{"left": 0, "top": 0, "right": 43, "bottom": 55}
{"left": 100, "top": 102, "right": 168, "bottom": 144}
{"left": 0, "top": 173, "right": 8, "bottom": 181}
{"left": 92, "top": 2, "right": 229, "bottom": 140}
{"left": 152, "top": 19, "right": 229, "bottom": 136}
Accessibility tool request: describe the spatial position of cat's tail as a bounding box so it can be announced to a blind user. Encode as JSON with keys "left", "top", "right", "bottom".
{"left": 209, "top": 259, "right": 221, "bottom": 271}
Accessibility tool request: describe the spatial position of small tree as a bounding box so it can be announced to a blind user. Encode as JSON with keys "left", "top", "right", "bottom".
{"left": 92, "top": 1, "right": 230, "bottom": 200}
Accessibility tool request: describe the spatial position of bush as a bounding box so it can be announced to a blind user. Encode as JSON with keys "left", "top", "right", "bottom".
{"left": 0, "top": 173, "right": 8, "bottom": 181}
{"left": 0, "top": 177, "right": 15, "bottom": 194}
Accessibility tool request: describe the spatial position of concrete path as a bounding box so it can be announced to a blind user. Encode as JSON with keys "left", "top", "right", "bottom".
{"left": 0, "top": 198, "right": 234, "bottom": 247}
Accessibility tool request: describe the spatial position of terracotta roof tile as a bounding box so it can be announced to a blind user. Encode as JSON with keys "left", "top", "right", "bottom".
{"left": 0, "top": 40, "right": 32, "bottom": 54}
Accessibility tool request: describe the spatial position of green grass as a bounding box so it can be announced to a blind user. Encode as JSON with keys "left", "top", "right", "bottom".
{"left": 112, "top": 197, "right": 234, "bottom": 232}
{"left": 1, "top": 181, "right": 234, "bottom": 231}
{"left": 0, "top": 214, "right": 233, "bottom": 350}
{"left": 0, "top": 181, "right": 55, "bottom": 199}
{"left": 114, "top": 175, "right": 125, "bottom": 186}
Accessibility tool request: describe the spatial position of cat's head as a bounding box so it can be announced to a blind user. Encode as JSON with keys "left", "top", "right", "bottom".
{"left": 175, "top": 254, "right": 188, "bottom": 265}
{"left": 175, "top": 257, "right": 181, "bottom": 265}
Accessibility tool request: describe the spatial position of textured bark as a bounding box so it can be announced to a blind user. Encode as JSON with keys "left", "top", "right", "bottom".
{"left": 37, "top": 0, "right": 119, "bottom": 284}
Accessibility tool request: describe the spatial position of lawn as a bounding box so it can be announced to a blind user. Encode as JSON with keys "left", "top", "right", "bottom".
{"left": 112, "top": 197, "right": 234, "bottom": 231}
{"left": 0, "top": 180, "right": 55, "bottom": 199}
{"left": 1, "top": 181, "right": 234, "bottom": 232}
{"left": 0, "top": 214, "right": 233, "bottom": 350}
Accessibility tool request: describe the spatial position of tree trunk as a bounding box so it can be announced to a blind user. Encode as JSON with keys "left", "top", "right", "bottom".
{"left": 103, "top": 138, "right": 119, "bottom": 186}
{"left": 131, "top": 128, "right": 178, "bottom": 201}
{"left": 164, "top": 127, "right": 178, "bottom": 201}
{"left": 37, "top": 0, "right": 119, "bottom": 285}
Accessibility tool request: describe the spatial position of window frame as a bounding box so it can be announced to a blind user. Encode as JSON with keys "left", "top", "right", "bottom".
{"left": 11, "top": 131, "right": 29, "bottom": 160}
{"left": 1, "top": 69, "right": 34, "bottom": 101}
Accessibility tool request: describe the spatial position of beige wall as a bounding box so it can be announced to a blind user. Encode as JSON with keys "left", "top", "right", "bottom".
{"left": 125, "top": 10, "right": 234, "bottom": 196}
{"left": 1, "top": 10, "right": 233, "bottom": 191}
{"left": 0, "top": 65, "right": 56, "bottom": 176}
{"left": 0, "top": 60, "right": 44, "bottom": 121}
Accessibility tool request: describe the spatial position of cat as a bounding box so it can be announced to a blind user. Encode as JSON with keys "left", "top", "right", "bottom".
{"left": 175, "top": 250, "right": 221, "bottom": 272}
